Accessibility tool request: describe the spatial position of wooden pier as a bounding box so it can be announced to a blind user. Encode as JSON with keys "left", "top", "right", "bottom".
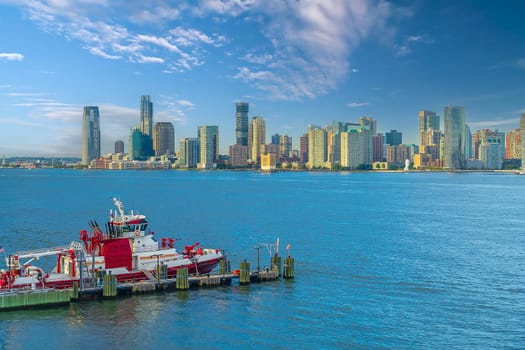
{"left": 0, "top": 255, "right": 295, "bottom": 311}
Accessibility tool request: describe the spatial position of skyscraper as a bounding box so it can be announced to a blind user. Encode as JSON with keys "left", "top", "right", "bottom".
{"left": 307, "top": 125, "right": 327, "bottom": 169}
{"left": 153, "top": 122, "right": 175, "bottom": 156}
{"left": 178, "top": 137, "right": 199, "bottom": 168}
{"left": 140, "top": 95, "right": 153, "bottom": 137}
{"left": 235, "top": 102, "right": 249, "bottom": 146}
{"left": 251, "top": 116, "right": 265, "bottom": 163}
{"left": 115, "top": 140, "right": 124, "bottom": 154}
{"left": 444, "top": 106, "right": 466, "bottom": 169}
{"left": 130, "top": 128, "right": 154, "bottom": 161}
{"left": 82, "top": 106, "right": 100, "bottom": 165}
{"left": 198, "top": 125, "right": 219, "bottom": 169}
{"left": 385, "top": 130, "right": 402, "bottom": 146}
{"left": 520, "top": 113, "right": 525, "bottom": 171}
{"left": 418, "top": 110, "right": 440, "bottom": 146}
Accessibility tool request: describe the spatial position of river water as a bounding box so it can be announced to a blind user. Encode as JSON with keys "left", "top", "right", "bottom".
{"left": 0, "top": 169, "right": 524, "bottom": 349}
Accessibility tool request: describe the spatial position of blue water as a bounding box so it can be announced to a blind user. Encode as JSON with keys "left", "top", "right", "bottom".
{"left": 0, "top": 169, "right": 524, "bottom": 349}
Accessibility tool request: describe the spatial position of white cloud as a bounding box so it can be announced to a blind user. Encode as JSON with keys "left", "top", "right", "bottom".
{"left": 347, "top": 102, "right": 369, "bottom": 108}
{"left": 469, "top": 118, "right": 520, "bottom": 129}
{"left": 395, "top": 34, "right": 433, "bottom": 56}
{"left": 0, "top": 53, "right": 24, "bottom": 61}
{"left": 12, "top": 0, "right": 399, "bottom": 99}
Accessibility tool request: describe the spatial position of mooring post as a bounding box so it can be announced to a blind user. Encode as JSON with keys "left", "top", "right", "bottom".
{"left": 176, "top": 268, "right": 189, "bottom": 290}
{"left": 283, "top": 256, "right": 294, "bottom": 279}
{"left": 240, "top": 260, "right": 250, "bottom": 285}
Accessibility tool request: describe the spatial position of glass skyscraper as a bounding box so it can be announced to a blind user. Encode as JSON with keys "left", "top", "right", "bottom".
{"left": 140, "top": 95, "right": 153, "bottom": 137}
{"left": 153, "top": 122, "right": 175, "bottom": 156}
{"left": 444, "top": 106, "right": 466, "bottom": 170}
{"left": 82, "top": 106, "right": 100, "bottom": 165}
{"left": 197, "top": 125, "right": 219, "bottom": 169}
{"left": 235, "top": 102, "right": 249, "bottom": 146}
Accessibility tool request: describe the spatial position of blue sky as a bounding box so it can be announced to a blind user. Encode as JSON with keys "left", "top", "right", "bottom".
{"left": 0, "top": 0, "right": 524, "bottom": 156}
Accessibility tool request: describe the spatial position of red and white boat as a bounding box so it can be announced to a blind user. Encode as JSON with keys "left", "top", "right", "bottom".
{"left": 0, "top": 198, "right": 223, "bottom": 290}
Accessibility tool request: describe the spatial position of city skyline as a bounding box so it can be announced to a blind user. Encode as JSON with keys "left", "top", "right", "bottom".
{"left": 0, "top": 1, "right": 524, "bottom": 157}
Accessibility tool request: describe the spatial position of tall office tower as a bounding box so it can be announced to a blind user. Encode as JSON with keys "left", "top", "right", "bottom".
{"left": 153, "top": 122, "right": 175, "bottom": 156}
{"left": 505, "top": 129, "right": 521, "bottom": 160}
{"left": 197, "top": 125, "right": 219, "bottom": 169}
{"left": 178, "top": 138, "right": 199, "bottom": 167}
{"left": 372, "top": 133, "right": 385, "bottom": 162}
{"left": 385, "top": 130, "right": 402, "bottom": 146}
{"left": 115, "top": 140, "right": 124, "bottom": 154}
{"left": 251, "top": 116, "right": 266, "bottom": 163}
{"left": 140, "top": 95, "right": 153, "bottom": 137}
{"left": 300, "top": 134, "right": 308, "bottom": 163}
{"left": 271, "top": 133, "right": 280, "bottom": 145}
{"left": 520, "top": 113, "right": 525, "bottom": 170}
{"left": 307, "top": 125, "right": 327, "bottom": 169}
{"left": 229, "top": 144, "right": 248, "bottom": 167}
{"left": 130, "top": 128, "right": 154, "bottom": 161}
{"left": 326, "top": 128, "right": 340, "bottom": 165}
{"left": 418, "top": 110, "right": 440, "bottom": 146}
{"left": 82, "top": 106, "right": 101, "bottom": 165}
{"left": 235, "top": 102, "right": 249, "bottom": 146}
{"left": 279, "top": 134, "right": 292, "bottom": 159}
{"left": 444, "top": 106, "right": 466, "bottom": 170}
{"left": 359, "top": 116, "right": 377, "bottom": 135}
{"left": 340, "top": 128, "right": 372, "bottom": 169}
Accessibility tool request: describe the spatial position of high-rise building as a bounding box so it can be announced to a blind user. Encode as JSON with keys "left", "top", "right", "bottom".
{"left": 520, "top": 113, "right": 525, "bottom": 170}
{"left": 178, "top": 138, "right": 199, "bottom": 168}
{"left": 307, "top": 125, "right": 327, "bottom": 169}
{"left": 235, "top": 102, "right": 249, "bottom": 146}
{"left": 140, "top": 95, "right": 153, "bottom": 137}
{"left": 340, "top": 128, "right": 372, "bottom": 169}
{"left": 82, "top": 106, "right": 101, "bottom": 165}
{"left": 279, "top": 134, "right": 292, "bottom": 159}
{"left": 251, "top": 116, "right": 265, "bottom": 163}
{"left": 385, "top": 130, "right": 402, "bottom": 146}
{"left": 444, "top": 106, "right": 466, "bottom": 169}
{"left": 372, "top": 133, "right": 385, "bottom": 162}
{"left": 130, "top": 128, "right": 154, "bottom": 161}
{"left": 505, "top": 129, "right": 521, "bottom": 160}
{"left": 197, "top": 125, "right": 219, "bottom": 169}
{"left": 229, "top": 144, "right": 248, "bottom": 167}
{"left": 300, "top": 134, "right": 308, "bottom": 163}
{"left": 114, "top": 140, "right": 124, "bottom": 154}
{"left": 153, "top": 122, "right": 175, "bottom": 156}
{"left": 418, "top": 110, "right": 440, "bottom": 146}
{"left": 359, "top": 116, "right": 377, "bottom": 135}
{"left": 271, "top": 133, "right": 280, "bottom": 145}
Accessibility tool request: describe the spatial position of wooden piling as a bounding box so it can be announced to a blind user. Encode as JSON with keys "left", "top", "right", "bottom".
{"left": 271, "top": 255, "right": 282, "bottom": 276}
{"left": 240, "top": 260, "right": 250, "bottom": 285}
{"left": 72, "top": 281, "right": 79, "bottom": 301}
{"left": 219, "top": 258, "right": 231, "bottom": 275}
{"left": 103, "top": 273, "right": 117, "bottom": 297}
{"left": 176, "top": 268, "right": 189, "bottom": 290}
{"left": 283, "top": 256, "right": 294, "bottom": 279}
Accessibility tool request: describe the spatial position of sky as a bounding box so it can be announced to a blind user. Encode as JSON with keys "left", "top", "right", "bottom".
{"left": 0, "top": 0, "right": 524, "bottom": 157}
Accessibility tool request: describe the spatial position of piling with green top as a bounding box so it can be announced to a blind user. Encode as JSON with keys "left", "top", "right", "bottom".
{"left": 103, "top": 273, "right": 117, "bottom": 297}
{"left": 240, "top": 260, "right": 250, "bottom": 285}
{"left": 271, "top": 255, "right": 282, "bottom": 276}
{"left": 219, "top": 258, "right": 231, "bottom": 275}
{"left": 176, "top": 268, "right": 189, "bottom": 290}
{"left": 283, "top": 256, "right": 294, "bottom": 279}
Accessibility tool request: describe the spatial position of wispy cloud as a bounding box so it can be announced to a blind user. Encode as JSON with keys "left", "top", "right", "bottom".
{"left": 156, "top": 95, "right": 197, "bottom": 123}
{"left": 0, "top": 53, "right": 24, "bottom": 61}
{"left": 469, "top": 118, "right": 520, "bottom": 129}
{"left": 347, "top": 102, "right": 369, "bottom": 108}
{"left": 394, "top": 34, "right": 433, "bottom": 56}
{"left": 10, "top": 1, "right": 400, "bottom": 100}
